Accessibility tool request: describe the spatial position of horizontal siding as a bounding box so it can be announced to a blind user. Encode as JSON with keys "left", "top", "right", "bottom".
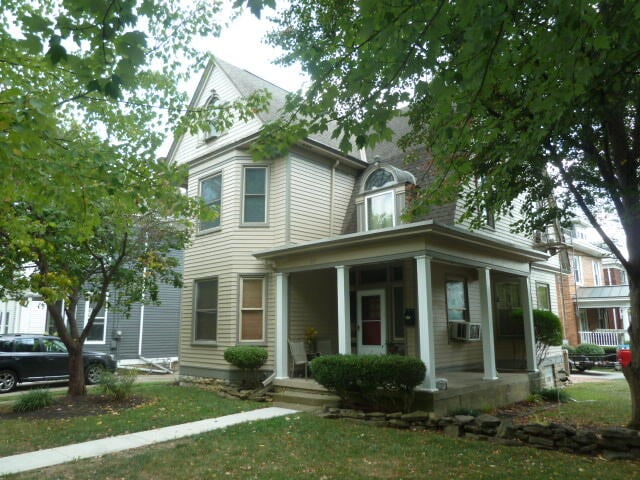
{"left": 172, "top": 64, "right": 264, "bottom": 167}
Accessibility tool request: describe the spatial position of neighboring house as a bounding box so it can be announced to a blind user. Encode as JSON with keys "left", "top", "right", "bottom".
{"left": 1, "top": 251, "right": 183, "bottom": 367}
{"left": 168, "top": 58, "right": 565, "bottom": 411}
{"left": 555, "top": 221, "right": 629, "bottom": 347}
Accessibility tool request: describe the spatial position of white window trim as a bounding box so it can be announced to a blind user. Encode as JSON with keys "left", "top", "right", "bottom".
{"left": 193, "top": 277, "right": 219, "bottom": 344}
{"left": 364, "top": 189, "right": 396, "bottom": 231}
{"left": 84, "top": 300, "right": 108, "bottom": 344}
{"left": 241, "top": 165, "right": 269, "bottom": 226}
{"left": 573, "top": 255, "right": 583, "bottom": 285}
{"left": 592, "top": 260, "right": 602, "bottom": 286}
{"left": 445, "top": 277, "right": 469, "bottom": 323}
{"left": 238, "top": 276, "right": 266, "bottom": 343}
{"left": 198, "top": 172, "right": 223, "bottom": 233}
{"left": 535, "top": 282, "right": 551, "bottom": 311}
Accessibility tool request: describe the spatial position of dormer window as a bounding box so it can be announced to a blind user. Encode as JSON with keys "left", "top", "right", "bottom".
{"left": 357, "top": 164, "right": 416, "bottom": 232}
{"left": 365, "top": 168, "right": 394, "bottom": 190}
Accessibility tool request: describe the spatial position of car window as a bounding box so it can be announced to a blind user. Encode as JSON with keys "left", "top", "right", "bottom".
{"left": 14, "top": 338, "right": 39, "bottom": 352}
{"left": 0, "top": 339, "right": 13, "bottom": 352}
{"left": 43, "top": 338, "right": 67, "bottom": 353}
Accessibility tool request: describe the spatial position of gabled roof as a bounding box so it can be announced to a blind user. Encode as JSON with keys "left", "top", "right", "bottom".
{"left": 166, "top": 57, "right": 364, "bottom": 163}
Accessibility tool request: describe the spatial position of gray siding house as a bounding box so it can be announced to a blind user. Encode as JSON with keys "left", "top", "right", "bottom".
{"left": 168, "top": 59, "right": 564, "bottom": 412}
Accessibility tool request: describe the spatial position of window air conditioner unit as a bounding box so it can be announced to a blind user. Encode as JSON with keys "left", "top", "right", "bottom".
{"left": 449, "top": 322, "right": 482, "bottom": 342}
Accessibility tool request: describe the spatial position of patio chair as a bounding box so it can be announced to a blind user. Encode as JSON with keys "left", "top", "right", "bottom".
{"left": 288, "top": 340, "right": 309, "bottom": 378}
{"left": 316, "top": 338, "right": 333, "bottom": 356}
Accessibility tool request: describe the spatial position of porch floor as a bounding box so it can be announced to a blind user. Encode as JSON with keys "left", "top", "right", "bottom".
{"left": 274, "top": 370, "right": 533, "bottom": 415}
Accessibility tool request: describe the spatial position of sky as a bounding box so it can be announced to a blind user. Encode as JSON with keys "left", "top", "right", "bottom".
{"left": 192, "top": 5, "right": 307, "bottom": 93}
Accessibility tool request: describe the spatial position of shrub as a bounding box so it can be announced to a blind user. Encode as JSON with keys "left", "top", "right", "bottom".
{"left": 512, "top": 309, "right": 563, "bottom": 367}
{"left": 562, "top": 344, "right": 576, "bottom": 354}
{"left": 13, "top": 389, "right": 54, "bottom": 413}
{"left": 602, "top": 346, "right": 618, "bottom": 355}
{"left": 574, "top": 343, "right": 605, "bottom": 356}
{"left": 224, "top": 346, "right": 268, "bottom": 371}
{"left": 98, "top": 370, "right": 137, "bottom": 401}
{"left": 539, "top": 387, "right": 570, "bottom": 403}
{"left": 310, "top": 355, "right": 426, "bottom": 412}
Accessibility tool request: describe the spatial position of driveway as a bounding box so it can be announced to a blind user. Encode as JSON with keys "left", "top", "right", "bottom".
{"left": 570, "top": 369, "right": 625, "bottom": 383}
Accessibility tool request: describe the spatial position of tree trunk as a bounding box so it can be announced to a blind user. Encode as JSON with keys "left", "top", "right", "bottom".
{"left": 67, "top": 345, "right": 87, "bottom": 397}
{"left": 623, "top": 278, "right": 640, "bottom": 429}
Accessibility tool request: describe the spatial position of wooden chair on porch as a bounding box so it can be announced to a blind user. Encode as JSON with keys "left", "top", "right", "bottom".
{"left": 288, "top": 340, "right": 309, "bottom": 378}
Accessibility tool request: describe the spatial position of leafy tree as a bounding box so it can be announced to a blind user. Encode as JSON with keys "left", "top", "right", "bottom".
{"left": 0, "top": 0, "right": 268, "bottom": 396}
{"left": 254, "top": 0, "right": 640, "bottom": 427}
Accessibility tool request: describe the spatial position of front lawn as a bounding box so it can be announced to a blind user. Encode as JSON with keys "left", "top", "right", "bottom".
{"left": 504, "top": 379, "right": 631, "bottom": 427}
{"left": 6, "top": 412, "right": 639, "bottom": 480}
{"left": 0, "top": 383, "right": 262, "bottom": 457}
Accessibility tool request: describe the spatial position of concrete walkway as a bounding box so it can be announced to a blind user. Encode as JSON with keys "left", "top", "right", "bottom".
{"left": 0, "top": 406, "right": 297, "bottom": 476}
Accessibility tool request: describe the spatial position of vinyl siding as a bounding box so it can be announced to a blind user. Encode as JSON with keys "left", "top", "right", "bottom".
{"left": 171, "top": 65, "right": 264, "bottom": 167}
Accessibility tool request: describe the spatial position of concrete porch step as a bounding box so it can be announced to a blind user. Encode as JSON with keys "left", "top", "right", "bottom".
{"left": 271, "top": 389, "right": 341, "bottom": 409}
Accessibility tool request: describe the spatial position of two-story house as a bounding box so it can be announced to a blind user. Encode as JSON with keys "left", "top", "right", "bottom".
{"left": 169, "top": 59, "right": 565, "bottom": 412}
{"left": 557, "top": 221, "right": 630, "bottom": 347}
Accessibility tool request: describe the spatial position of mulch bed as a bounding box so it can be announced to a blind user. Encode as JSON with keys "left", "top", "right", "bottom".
{"left": 0, "top": 394, "right": 149, "bottom": 420}
{"left": 491, "top": 399, "right": 562, "bottom": 424}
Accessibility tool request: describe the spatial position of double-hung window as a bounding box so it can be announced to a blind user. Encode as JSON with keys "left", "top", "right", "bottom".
{"left": 573, "top": 255, "right": 583, "bottom": 284}
{"left": 445, "top": 279, "right": 468, "bottom": 322}
{"left": 194, "top": 278, "right": 218, "bottom": 342}
{"left": 85, "top": 301, "right": 107, "bottom": 343}
{"left": 243, "top": 166, "right": 267, "bottom": 224}
{"left": 592, "top": 261, "right": 602, "bottom": 286}
{"left": 239, "top": 277, "right": 265, "bottom": 342}
{"left": 200, "top": 174, "right": 222, "bottom": 231}
{"left": 536, "top": 282, "right": 551, "bottom": 311}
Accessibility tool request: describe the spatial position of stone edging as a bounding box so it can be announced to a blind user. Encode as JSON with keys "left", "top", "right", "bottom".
{"left": 319, "top": 409, "right": 640, "bottom": 461}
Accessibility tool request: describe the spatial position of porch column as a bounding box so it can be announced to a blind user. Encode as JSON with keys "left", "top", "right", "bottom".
{"left": 415, "top": 255, "right": 437, "bottom": 391}
{"left": 520, "top": 276, "right": 538, "bottom": 372}
{"left": 275, "top": 272, "right": 289, "bottom": 379}
{"left": 335, "top": 265, "right": 351, "bottom": 354}
{"left": 478, "top": 267, "right": 498, "bottom": 380}
{"left": 622, "top": 307, "right": 631, "bottom": 342}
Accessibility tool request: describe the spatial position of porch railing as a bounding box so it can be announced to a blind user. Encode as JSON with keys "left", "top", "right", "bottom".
{"left": 579, "top": 329, "right": 627, "bottom": 346}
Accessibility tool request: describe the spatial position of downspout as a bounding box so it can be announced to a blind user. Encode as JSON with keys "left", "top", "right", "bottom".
{"left": 138, "top": 303, "right": 145, "bottom": 357}
{"left": 285, "top": 156, "right": 291, "bottom": 243}
{"left": 329, "top": 160, "right": 339, "bottom": 236}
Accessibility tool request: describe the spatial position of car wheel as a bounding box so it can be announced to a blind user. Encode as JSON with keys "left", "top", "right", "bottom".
{"left": 0, "top": 370, "right": 18, "bottom": 393}
{"left": 85, "top": 364, "right": 105, "bottom": 385}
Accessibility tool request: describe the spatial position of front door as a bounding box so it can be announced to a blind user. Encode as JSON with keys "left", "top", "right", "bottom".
{"left": 357, "top": 289, "right": 387, "bottom": 354}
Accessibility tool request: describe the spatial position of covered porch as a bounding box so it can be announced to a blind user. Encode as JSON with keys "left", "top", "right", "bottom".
{"left": 256, "top": 221, "right": 548, "bottom": 410}
{"left": 576, "top": 285, "right": 630, "bottom": 346}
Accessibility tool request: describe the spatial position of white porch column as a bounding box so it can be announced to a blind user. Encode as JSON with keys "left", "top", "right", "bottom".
{"left": 478, "top": 267, "right": 498, "bottom": 380}
{"left": 415, "top": 255, "right": 437, "bottom": 391}
{"left": 520, "top": 276, "right": 538, "bottom": 372}
{"left": 335, "top": 265, "right": 351, "bottom": 354}
{"left": 275, "top": 272, "right": 289, "bottom": 379}
{"left": 622, "top": 307, "right": 631, "bottom": 342}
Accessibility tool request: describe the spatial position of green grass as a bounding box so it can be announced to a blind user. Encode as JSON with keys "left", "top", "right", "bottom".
{"left": 0, "top": 383, "right": 262, "bottom": 457}
{"left": 7, "top": 414, "right": 640, "bottom": 480}
{"left": 525, "top": 379, "right": 631, "bottom": 427}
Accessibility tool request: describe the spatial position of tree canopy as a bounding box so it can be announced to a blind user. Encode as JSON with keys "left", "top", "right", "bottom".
{"left": 258, "top": 0, "right": 640, "bottom": 426}
{"left": 0, "top": 0, "right": 265, "bottom": 395}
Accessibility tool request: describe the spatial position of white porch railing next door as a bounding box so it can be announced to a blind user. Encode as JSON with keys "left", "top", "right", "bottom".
{"left": 579, "top": 329, "right": 627, "bottom": 346}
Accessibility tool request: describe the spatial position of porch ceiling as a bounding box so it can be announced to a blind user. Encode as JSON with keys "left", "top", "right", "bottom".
{"left": 254, "top": 220, "right": 548, "bottom": 273}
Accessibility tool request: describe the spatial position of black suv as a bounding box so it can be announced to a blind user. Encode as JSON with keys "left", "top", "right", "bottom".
{"left": 0, "top": 334, "right": 117, "bottom": 393}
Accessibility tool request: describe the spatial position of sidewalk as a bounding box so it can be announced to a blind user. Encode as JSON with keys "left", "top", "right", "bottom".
{"left": 0, "top": 406, "right": 297, "bottom": 476}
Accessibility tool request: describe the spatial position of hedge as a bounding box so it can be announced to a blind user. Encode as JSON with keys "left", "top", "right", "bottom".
{"left": 310, "top": 355, "right": 426, "bottom": 412}
{"left": 224, "top": 346, "right": 268, "bottom": 370}
{"left": 573, "top": 343, "right": 605, "bottom": 356}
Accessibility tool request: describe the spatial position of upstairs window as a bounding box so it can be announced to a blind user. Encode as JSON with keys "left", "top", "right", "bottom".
{"left": 366, "top": 191, "right": 395, "bottom": 230}
{"left": 203, "top": 89, "right": 221, "bottom": 142}
{"left": 592, "top": 261, "right": 602, "bottom": 286}
{"left": 243, "top": 166, "right": 267, "bottom": 224}
{"left": 365, "top": 169, "right": 394, "bottom": 190}
{"left": 573, "top": 255, "right": 583, "bottom": 284}
{"left": 200, "top": 174, "right": 222, "bottom": 231}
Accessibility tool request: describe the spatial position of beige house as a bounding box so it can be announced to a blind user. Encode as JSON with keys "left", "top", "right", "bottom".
{"left": 168, "top": 59, "right": 564, "bottom": 411}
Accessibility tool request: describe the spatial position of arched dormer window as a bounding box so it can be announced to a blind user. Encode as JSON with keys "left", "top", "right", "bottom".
{"left": 358, "top": 164, "right": 415, "bottom": 232}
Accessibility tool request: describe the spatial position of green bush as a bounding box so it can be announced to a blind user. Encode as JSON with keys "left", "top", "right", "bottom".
{"left": 98, "top": 370, "right": 137, "bottom": 401}
{"left": 602, "top": 346, "right": 618, "bottom": 355}
{"left": 539, "top": 387, "right": 570, "bottom": 403}
{"left": 562, "top": 344, "right": 576, "bottom": 354}
{"left": 224, "top": 346, "right": 268, "bottom": 370}
{"left": 13, "top": 389, "right": 54, "bottom": 413}
{"left": 574, "top": 343, "right": 605, "bottom": 355}
{"left": 532, "top": 310, "right": 563, "bottom": 346}
{"left": 310, "top": 355, "right": 426, "bottom": 412}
